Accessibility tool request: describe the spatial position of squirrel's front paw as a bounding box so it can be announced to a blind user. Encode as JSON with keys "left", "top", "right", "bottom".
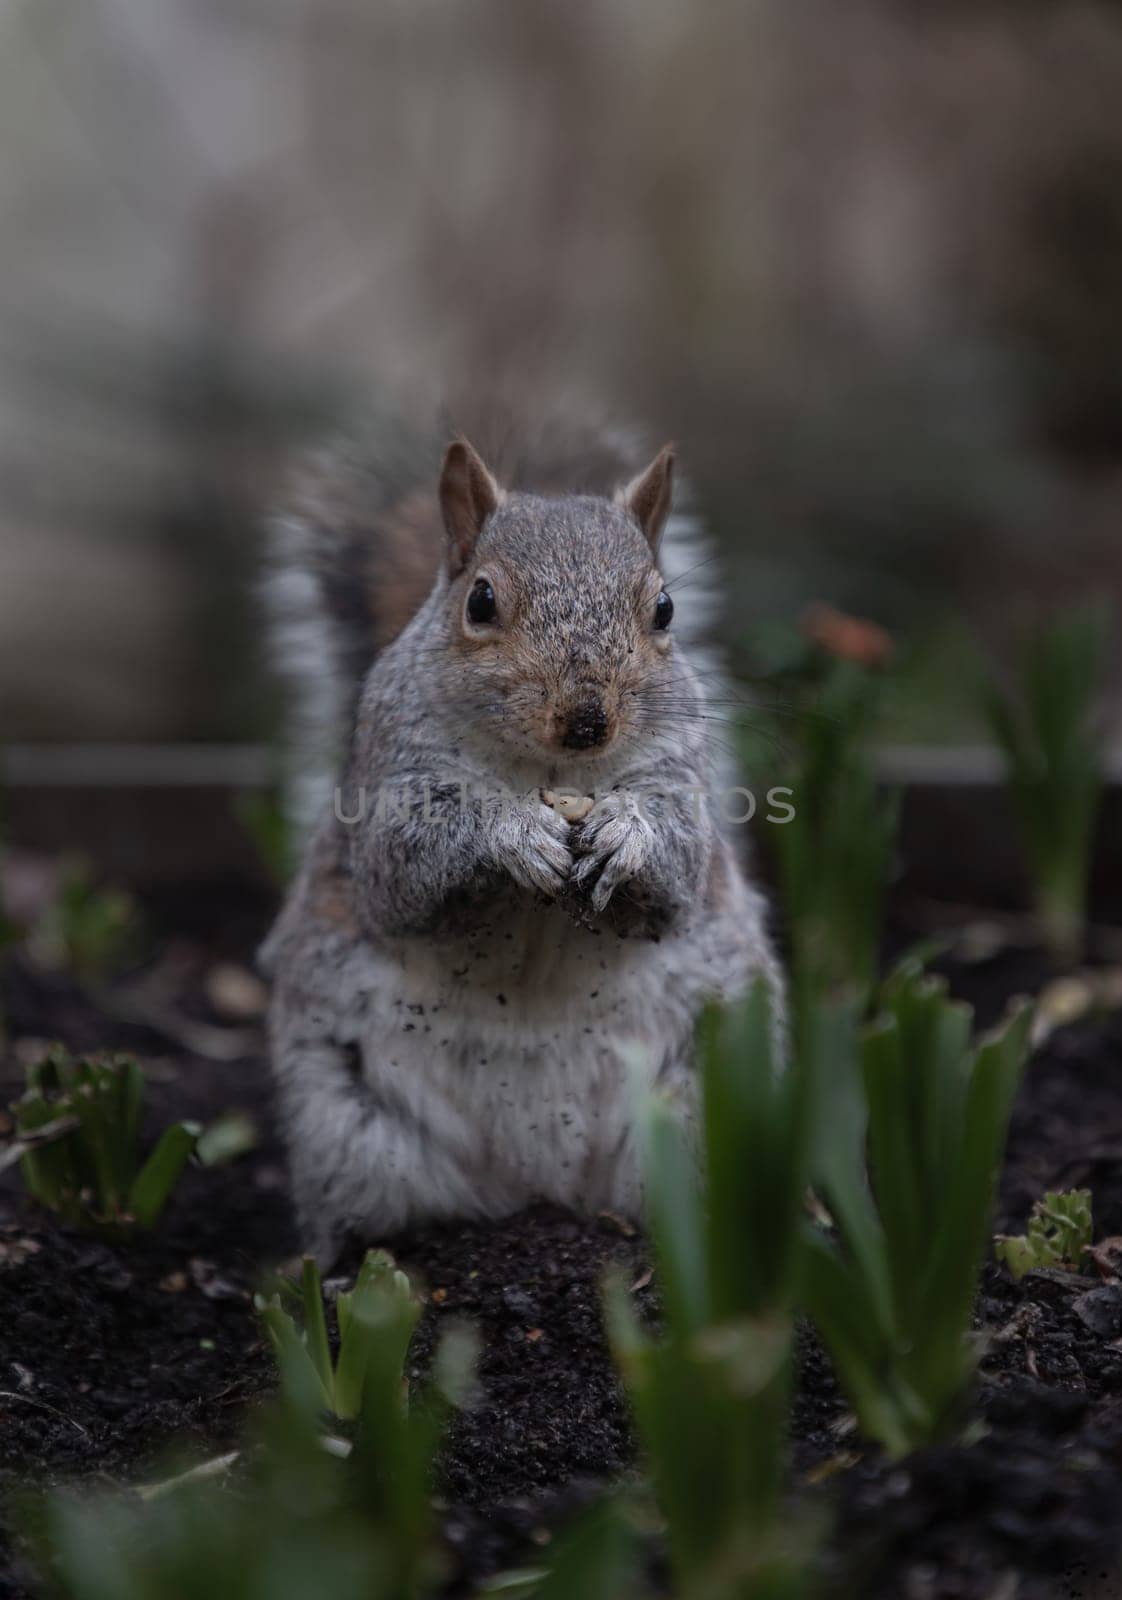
{"left": 572, "top": 791, "right": 655, "bottom": 913}
{"left": 490, "top": 798, "right": 574, "bottom": 898}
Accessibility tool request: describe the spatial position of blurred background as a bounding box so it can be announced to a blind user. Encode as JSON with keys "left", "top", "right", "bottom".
{"left": 3, "top": 0, "right": 1122, "bottom": 748}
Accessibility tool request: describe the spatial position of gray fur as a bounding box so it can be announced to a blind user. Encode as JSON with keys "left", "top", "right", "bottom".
{"left": 264, "top": 414, "right": 781, "bottom": 1264}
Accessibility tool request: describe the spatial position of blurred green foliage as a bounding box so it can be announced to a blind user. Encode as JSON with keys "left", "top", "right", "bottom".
{"left": 983, "top": 601, "right": 1110, "bottom": 964}
{"left": 236, "top": 786, "right": 296, "bottom": 888}
{"left": 745, "top": 621, "right": 899, "bottom": 1026}
{"left": 34, "top": 1247, "right": 476, "bottom": 1600}
{"left": 31, "top": 859, "right": 144, "bottom": 987}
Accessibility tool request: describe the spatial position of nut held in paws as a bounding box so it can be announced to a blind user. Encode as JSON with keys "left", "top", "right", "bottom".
{"left": 541, "top": 789, "right": 595, "bottom": 824}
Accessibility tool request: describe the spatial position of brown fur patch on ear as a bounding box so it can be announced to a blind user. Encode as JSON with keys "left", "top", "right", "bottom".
{"left": 619, "top": 444, "right": 675, "bottom": 551}
{"left": 439, "top": 438, "right": 503, "bottom": 575}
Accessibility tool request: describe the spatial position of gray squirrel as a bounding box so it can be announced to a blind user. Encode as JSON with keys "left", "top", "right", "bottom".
{"left": 261, "top": 405, "right": 782, "bottom": 1264}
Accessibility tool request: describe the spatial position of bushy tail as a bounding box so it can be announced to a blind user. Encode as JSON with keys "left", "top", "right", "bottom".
{"left": 263, "top": 418, "right": 443, "bottom": 827}
{"left": 263, "top": 398, "right": 719, "bottom": 830}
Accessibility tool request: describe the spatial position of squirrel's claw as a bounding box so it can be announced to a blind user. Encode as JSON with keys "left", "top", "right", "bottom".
{"left": 573, "top": 793, "right": 654, "bottom": 913}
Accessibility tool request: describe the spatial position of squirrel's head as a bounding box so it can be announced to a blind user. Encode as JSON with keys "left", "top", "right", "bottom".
{"left": 436, "top": 437, "right": 678, "bottom": 768}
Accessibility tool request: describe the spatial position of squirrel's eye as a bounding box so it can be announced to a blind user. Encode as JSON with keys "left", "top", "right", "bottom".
{"left": 466, "top": 578, "right": 497, "bottom": 626}
{"left": 653, "top": 590, "right": 674, "bottom": 631}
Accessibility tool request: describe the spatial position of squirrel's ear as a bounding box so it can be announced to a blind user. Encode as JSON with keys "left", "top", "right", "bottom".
{"left": 618, "top": 444, "right": 675, "bottom": 552}
{"left": 439, "top": 438, "right": 503, "bottom": 575}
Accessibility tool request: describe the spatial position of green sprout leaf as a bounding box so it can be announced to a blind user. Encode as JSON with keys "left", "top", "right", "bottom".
{"left": 128, "top": 1123, "right": 201, "bottom": 1230}
{"left": 608, "top": 980, "right": 818, "bottom": 1599}
{"left": 802, "top": 975, "right": 1032, "bottom": 1457}
{"left": 982, "top": 601, "right": 1110, "bottom": 965}
{"left": 8, "top": 1047, "right": 200, "bottom": 1235}
{"left": 256, "top": 1247, "right": 427, "bottom": 1426}
{"left": 995, "top": 1188, "right": 1093, "bottom": 1280}
{"left": 236, "top": 787, "right": 296, "bottom": 888}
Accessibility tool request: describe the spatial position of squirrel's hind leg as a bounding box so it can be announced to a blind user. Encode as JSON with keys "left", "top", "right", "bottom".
{"left": 273, "top": 1038, "right": 487, "bottom": 1266}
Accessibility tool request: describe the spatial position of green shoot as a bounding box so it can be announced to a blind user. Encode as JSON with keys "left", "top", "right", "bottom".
{"left": 348, "top": 1277, "right": 478, "bottom": 1599}
{"left": 983, "top": 601, "right": 1110, "bottom": 965}
{"left": 9, "top": 1046, "right": 200, "bottom": 1233}
{"left": 801, "top": 970, "right": 1032, "bottom": 1457}
{"left": 607, "top": 981, "right": 818, "bottom": 1599}
{"left": 33, "top": 1431, "right": 377, "bottom": 1600}
{"left": 32, "top": 858, "right": 142, "bottom": 986}
{"left": 763, "top": 647, "right": 899, "bottom": 1024}
{"left": 256, "top": 1249, "right": 420, "bottom": 1423}
{"left": 995, "top": 1188, "right": 1093, "bottom": 1280}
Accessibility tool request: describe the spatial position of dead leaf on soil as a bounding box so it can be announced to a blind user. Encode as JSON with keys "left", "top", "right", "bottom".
{"left": 1031, "top": 975, "right": 1095, "bottom": 1045}
{"left": 955, "top": 921, "right": 1012, "bottom": 966}
{"left": 803, "top": 1450, "right": 862, "bottom": 1485}
{"left": 189, "top": 1258, "right": 247, "bottom": 1302}
{"left": 0, "top": 1116, "right": 81, "bottom": 1174}
{"left": 597, "top": 1210, "right": 636, "bottom": 1236}
{"left": 137, "top": 1451, "right": 241, "bottom": 1501}
{"left": 992, "top": 1302, "right": 1040, "bottom": 1344}
{"left": 0, "top": 1236, "right": 41, "bottom": 1269}
{"left": 1084, "top": 1237, "right": 1122, "bottom": 1282}
{"left": 205, "top": 963, "right": 268, "bottom": 1022}
{"left": 629, "top": 1268, "right": 653, "bottom": 1293}
{"left": 1031, "top": 967, "right": 1122, "bottom": 1046}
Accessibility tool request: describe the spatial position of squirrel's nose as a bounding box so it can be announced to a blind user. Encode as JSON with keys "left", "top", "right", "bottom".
{"left": 560, "top": 697, "right": 609, "bottom": 750}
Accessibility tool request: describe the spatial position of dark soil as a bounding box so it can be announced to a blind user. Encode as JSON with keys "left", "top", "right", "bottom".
{"left": 2, "top": 890, "right": 1122, "bottom": 1600}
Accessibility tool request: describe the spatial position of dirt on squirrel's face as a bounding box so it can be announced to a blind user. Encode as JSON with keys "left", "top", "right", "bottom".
{"left": 441, "top": 490, "right": 679, "bottom": 765}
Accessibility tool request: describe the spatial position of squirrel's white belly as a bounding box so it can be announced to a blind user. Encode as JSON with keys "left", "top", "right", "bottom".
{"left": 346, "top": 901, "right": 698, "bottom": 1214}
